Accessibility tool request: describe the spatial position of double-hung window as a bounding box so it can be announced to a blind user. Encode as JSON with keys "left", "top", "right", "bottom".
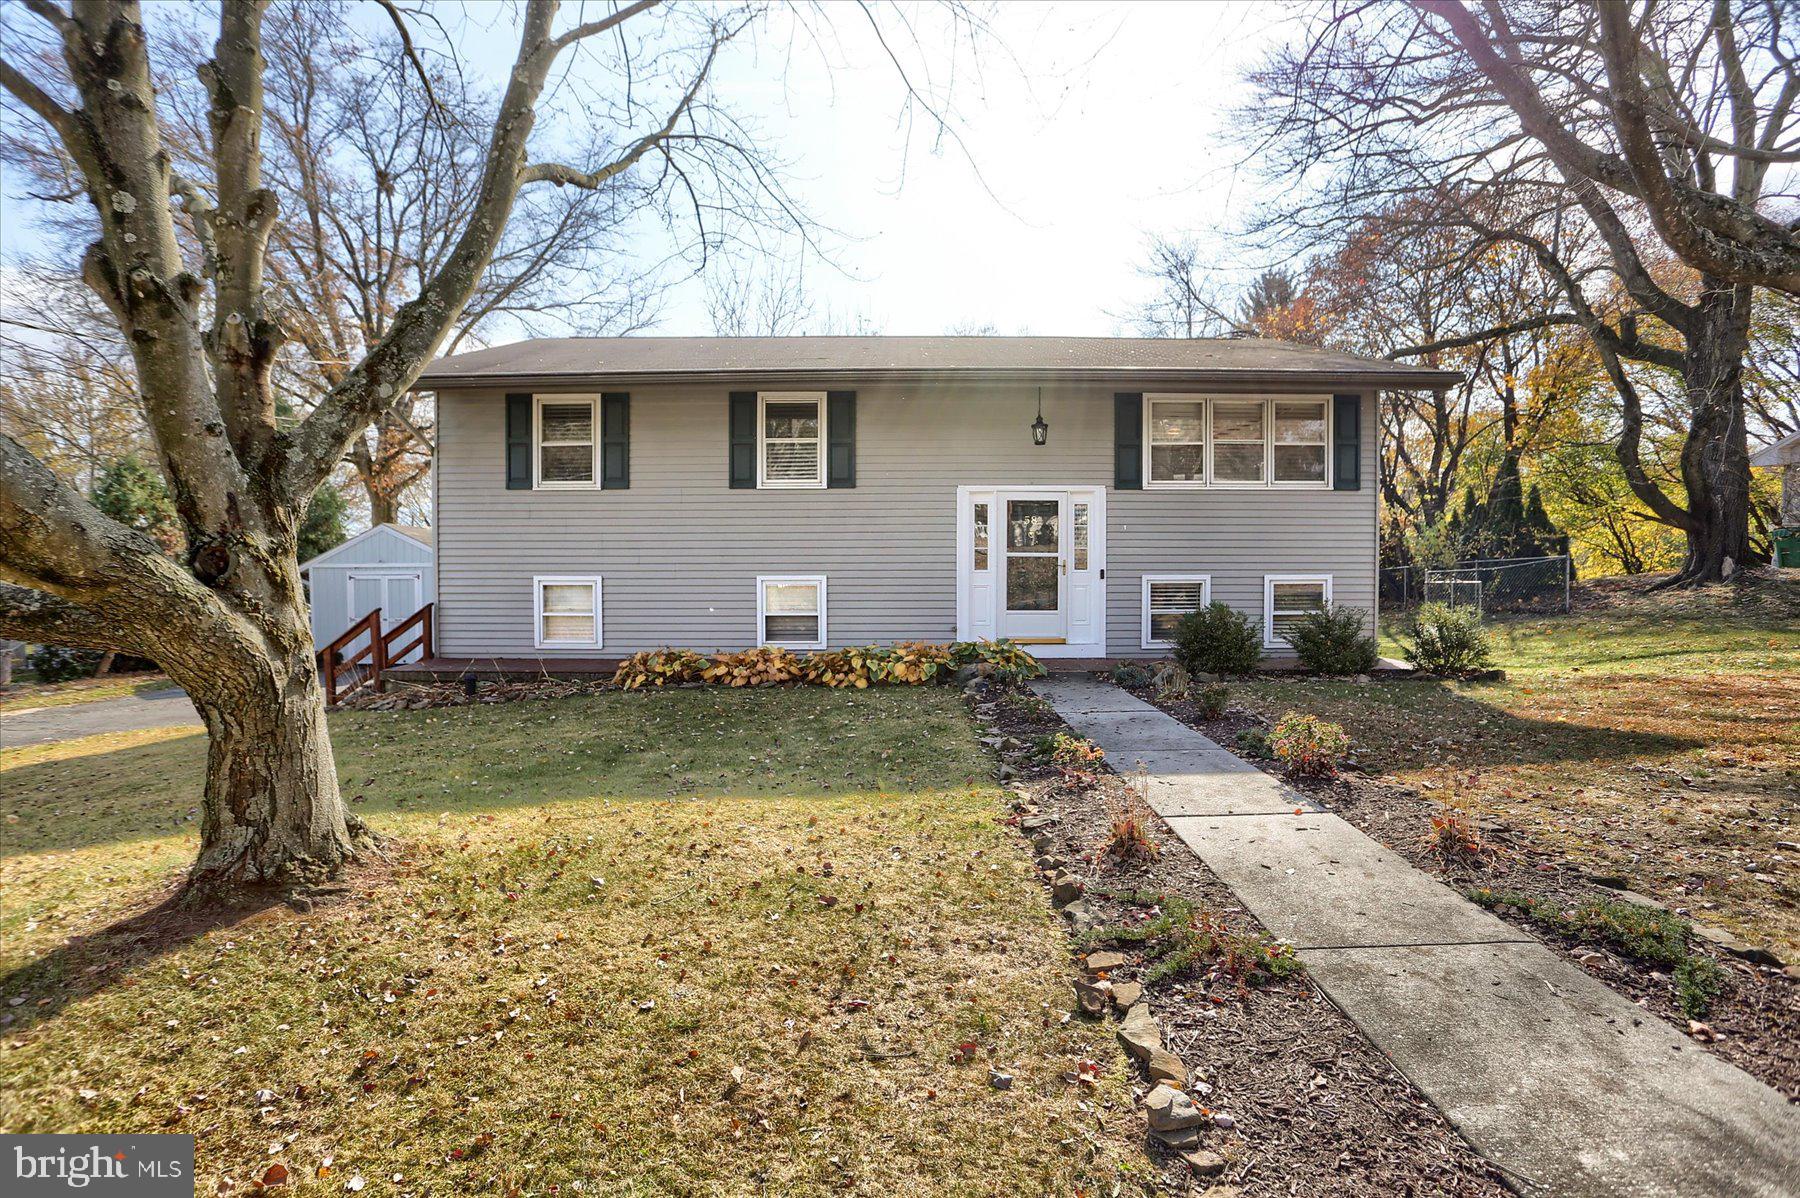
{"left": 758, "top": 576, "right": 826, "bottom": 649}
{"left": 534, "top": 576, "right": 602, "bottom": 649}
{"left": 1210, "top": 401, "right": 1267, "bottom": 484}
{"left": 1264, "top": 575, "right": 1331, "bottom": 649}
{"left": 1142, "top": 575, "right": 1211, "bottom": 648}
{"left": 759, "top": 392, "right": 826, "bottom": 488}
{"left": 1147, "top": 399, "right": 1206, "bottom": 485}
{"left": 1144, "top": 396, "right": 1331, "bottom": 487}
{"left": 1272, "top": 400, "right": 1329, "bottom": 484}
{"left": 536, "top": 397, "right": 596, "bottom": 487}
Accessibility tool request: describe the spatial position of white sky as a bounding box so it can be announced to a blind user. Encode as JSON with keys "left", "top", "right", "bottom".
{"left": 0, "top": 1, "right": 1297, "bottom": 339}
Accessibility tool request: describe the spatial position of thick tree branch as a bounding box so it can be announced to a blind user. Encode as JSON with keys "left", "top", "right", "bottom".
{"left": 1594, "top": 1, "right": 1800, "bottom": 292}
{"left": 0, "top": 583, "right": 135, "bottom": 654}
{"left": 519, "top": 39, "right": 715, "bottom": 190}
{"left": 551, "top": 0, "right": 662, "bottom": 52}
{"left": 1386, "top": 313, "right": 1582, "bottom": 359}
{"left": 283, "top": 0, "right": 694, "bottom": 502}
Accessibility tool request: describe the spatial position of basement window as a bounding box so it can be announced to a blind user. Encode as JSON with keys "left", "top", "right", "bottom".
{"left": 1142, "top": 575, "right": 1211, "bottom": 649}
{"left": 1264, "top": 575, "right": 1330, "bottom": 649}
{"left": 535, "top": 576, "right": 601, "bottom": 649}
{"left": 758, "top": 576, "right": 826, "bottom": 649}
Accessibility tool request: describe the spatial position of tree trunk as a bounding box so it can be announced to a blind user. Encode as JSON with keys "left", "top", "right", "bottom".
{"left": 367, "top": 482, "right": 399, "bottom": 527}
{"left": 171, "top": 598, "right": 366, "bottom": 899}
{"left": 1662, "top": 285, "right": 1755, "bottom": 585}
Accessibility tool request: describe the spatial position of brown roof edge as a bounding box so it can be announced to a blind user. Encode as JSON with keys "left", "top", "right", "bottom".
{"left": 415, "top": 366, "right": 1465, "bottom": 391}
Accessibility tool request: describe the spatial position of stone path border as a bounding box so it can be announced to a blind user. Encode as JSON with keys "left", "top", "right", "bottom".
{"left": 1034, "top": 676, "right": 1800, "bottom": 1198}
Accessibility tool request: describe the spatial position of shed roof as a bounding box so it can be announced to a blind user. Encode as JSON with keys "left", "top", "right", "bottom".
{"left": 417, "top": 335, "right": 1463, "bottom": 389}
{"left": 299, "top": 523, "right": 434, "bottom": 572}
{"left": 1750, "top": 428, "right": 1800, "bottom": 468}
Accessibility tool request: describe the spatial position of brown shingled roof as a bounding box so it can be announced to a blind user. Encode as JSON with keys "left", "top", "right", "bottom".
{"left": 417, "top": 335, "right": 1461, "bottom": 388}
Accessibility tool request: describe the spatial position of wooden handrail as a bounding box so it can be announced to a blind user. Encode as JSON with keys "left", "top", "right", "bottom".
{"left": 377, "top": 602, "right": 434, "bottom": 687}
{"left": 317, "top": 601, "right": 435, "bottom": 704}
{"left": 318, "top": 608, "right": 384, "bottom": 706}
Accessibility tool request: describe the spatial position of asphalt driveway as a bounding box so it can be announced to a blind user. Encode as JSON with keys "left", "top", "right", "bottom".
{"left": 1, "top": 687, "right": 203, "bottom": 749}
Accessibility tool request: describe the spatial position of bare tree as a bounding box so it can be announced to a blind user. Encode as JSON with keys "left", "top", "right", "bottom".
{"left": 1244, "top": 0, "right": 1796, "bottom": 583}
{"left": 1418, "top": 0, "right": 1800, "bottom": 295}
{"left": 3, "top": 0, "right": 659, "bottom": 527}
{"left": 1123, "top": 235, "right": 1235, "bottom": 338}
{"left": 705, "top": 254, "right": 816, "bottom": 336}
{"left": 0, "top": 0, "right": 980, "bottom": 901}
{"left": 0, "top": 0, "right": 766, "bottom": 897}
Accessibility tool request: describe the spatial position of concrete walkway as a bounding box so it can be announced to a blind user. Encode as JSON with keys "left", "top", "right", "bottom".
{"left": 1034, "top": 676, "right": 1800, "bottom": 1198}
{"left": 1, "top": 687, "right": 201, "bottom": 749}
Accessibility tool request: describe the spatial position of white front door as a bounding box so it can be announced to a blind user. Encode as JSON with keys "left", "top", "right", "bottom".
{"left": 957, "top": 486, "right": 1104, "bottom": 656}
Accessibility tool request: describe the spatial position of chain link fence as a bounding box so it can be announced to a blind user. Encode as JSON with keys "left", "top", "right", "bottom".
{"left": 1382, "top": 555, "right": 1572, "bottom": 614}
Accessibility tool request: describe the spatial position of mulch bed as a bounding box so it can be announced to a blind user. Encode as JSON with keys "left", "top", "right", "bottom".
{"left": 1134, "top": 676, "right": 1800, "bottom": 1103}
{"left": 973, "top": 682, "right": 1512, "bottom": 1197}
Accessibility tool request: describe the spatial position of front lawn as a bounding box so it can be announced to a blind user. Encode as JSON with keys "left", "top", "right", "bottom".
{"left": 1, "top": 688, "right": 1139, "bottom": 1195}
{"left": 1275, "top": 578, "right": 1799, "bottom": 955}
{"left": 0, "top": 670, "right": 173, "bottom": 712}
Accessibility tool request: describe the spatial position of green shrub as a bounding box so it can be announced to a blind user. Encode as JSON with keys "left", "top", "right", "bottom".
{"left": 1171, "top": 602, "right": 1262, "bottom": 677}
{"left": 1269, "top": 711, "right": 1349, "bottom": 778}
{"left": 1286, "top": 606, "right": 1378, "bottom": 675}
{"left": 1404, "top": 602, "right": 1494, "bottom": 675}
{"left": 1110, "top": 661, "right": 1152, "bottom": 689}
{"left": 1193, "top": 683, "right": 1230, "bottom": 720}
{"left": 1234, "top": 727, "right": 1272, "bottom": 759}
{"left": 1675, "top": 956, "right": 1727, "bottom": 1020}
{"left": 27, "top": 645, "right": 101, "bottom": 684}
{"left": 1468, "top": 888, "right": 1729, "bottom": 1019}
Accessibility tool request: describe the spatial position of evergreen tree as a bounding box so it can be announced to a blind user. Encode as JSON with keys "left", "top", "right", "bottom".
{"left": 92, "top": 455, "right": 182, "bottom": 555}
{"left": 297, "top": 487, "right": 349, "bottom": 563}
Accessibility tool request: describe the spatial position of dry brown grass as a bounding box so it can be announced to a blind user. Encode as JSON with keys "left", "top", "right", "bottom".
{"left": 1243, "top": 588, "right": 1800, "bottom": 955}
{"left": 1, "top": 689, "right": 1145, "bottom": 1196}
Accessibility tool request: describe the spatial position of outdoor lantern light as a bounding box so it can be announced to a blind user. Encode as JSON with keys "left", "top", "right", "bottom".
{"left": 1031, "top": 388, "right": 1048, "bottom": 446}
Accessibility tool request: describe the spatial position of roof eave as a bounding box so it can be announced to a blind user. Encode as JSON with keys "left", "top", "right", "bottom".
{"left": 416, "top": 366, "right": 1466, "bottom": 390}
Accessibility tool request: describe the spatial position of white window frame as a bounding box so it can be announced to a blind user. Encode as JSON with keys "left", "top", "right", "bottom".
{"left": 756, "top": 575, "right": 827, "bottom": 649}
{"left": 1263, "top": 573, "right": 1332, "bottom": 650}
{"left": 1143, "top": 396, "right": 1209, "bottom": 490}
{"left": 533, "top": 395, "right": 599, "bottom": 490}
{"left": 1143, "top": 395, "right": 1332, "bottom": 490}
{"left": 533, "top": 575, "right": 603, "bottom": 650}
{"left": 1271, "top": 398, "right": 1331, "bottom": 488}
{"left": 1141, "top": 574, "right": 1212, "bottom": 649}
{"left": 757, "top": 391, "right": 827, "bottom": 489}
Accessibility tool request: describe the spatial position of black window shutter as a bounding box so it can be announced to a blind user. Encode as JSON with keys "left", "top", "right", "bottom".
{"left": 1333, "top": 394, "right": 1362, "bottom": 491}
{"left": 505, "top": 393, "right": 532, "bottom": 490}
{"left": 601, "top": 392, "right": 630, "bottom": 489}
{"left": 728, "top": 392, "right": 757, "bottom": 488}
{"left": 827, "top": 391, "right": 856, "bottom": 488}
{"left": 1114, "top": 393, "right": 1144, "bottom": 490}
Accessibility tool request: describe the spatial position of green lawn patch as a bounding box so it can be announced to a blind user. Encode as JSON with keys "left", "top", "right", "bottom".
{"left": 1, "top": 688, "right": 1140, "bottom": 1195}
{"left": 0, "top": 672, "right": 173, "bottom": 712}
{"left": 1467, "top": 889, "right": 1727, "bottom": 1018}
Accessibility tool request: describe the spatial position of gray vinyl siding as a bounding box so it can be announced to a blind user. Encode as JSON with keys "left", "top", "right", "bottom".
{"left": 434, "top": 381, "right": 1378, "bottom": 657}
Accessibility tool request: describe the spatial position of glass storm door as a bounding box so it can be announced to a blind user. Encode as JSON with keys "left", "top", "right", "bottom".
{"left": 998, "top": 492, "right": 1068, "bottom": 642}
